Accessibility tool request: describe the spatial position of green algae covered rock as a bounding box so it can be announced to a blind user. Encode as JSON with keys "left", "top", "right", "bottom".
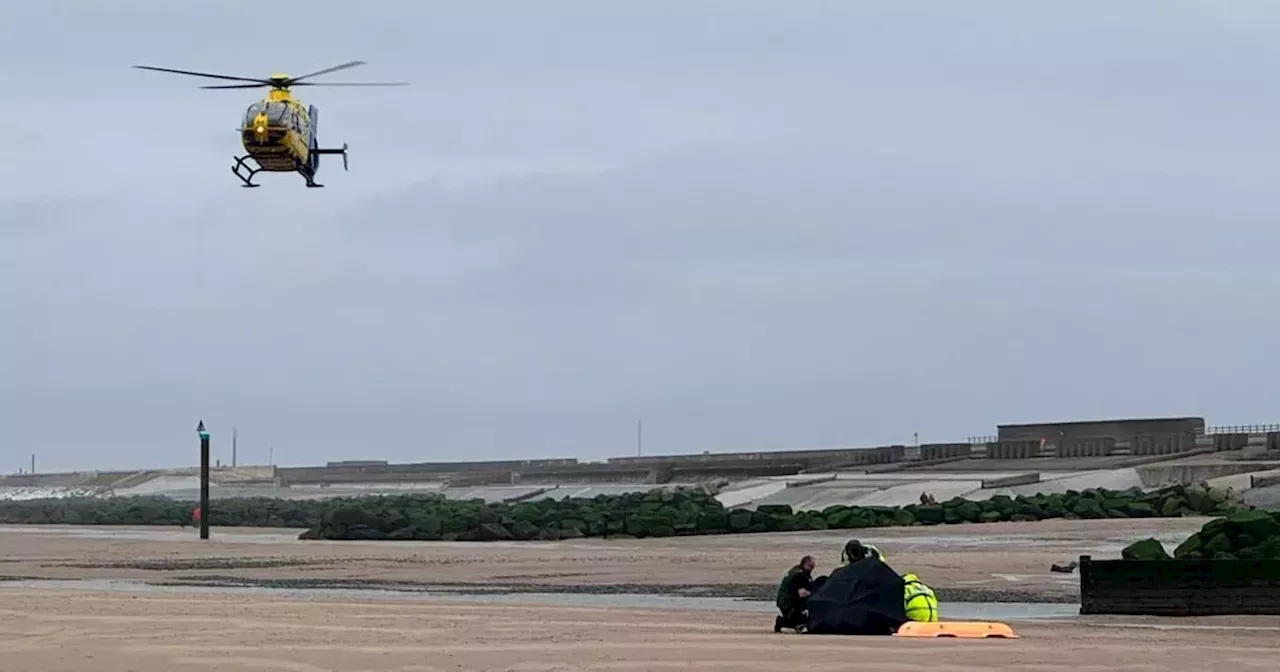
{"left": 1121, "top": 538, "right": 1172, "bottom": 561}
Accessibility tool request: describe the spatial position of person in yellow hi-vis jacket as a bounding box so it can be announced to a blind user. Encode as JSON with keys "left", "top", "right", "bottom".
{"left": 902, "top": 573, "right": 939, "bottom": 622}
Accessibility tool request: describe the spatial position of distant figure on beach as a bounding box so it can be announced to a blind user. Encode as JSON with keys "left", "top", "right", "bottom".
{"left": 191, "top": 505, "right": 201, "bottom": 527}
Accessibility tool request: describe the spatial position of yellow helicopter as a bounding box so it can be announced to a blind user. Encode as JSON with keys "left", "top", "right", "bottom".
{"left": 133, "top": 61, "right": 407, "bottom": 188}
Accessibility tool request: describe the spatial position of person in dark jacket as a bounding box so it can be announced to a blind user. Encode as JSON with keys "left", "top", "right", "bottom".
{"left": 837, "top": 539, "right": 885, "bottom": 568}
{"left": 774, "top": 555, "right": 816, "bottom": 633}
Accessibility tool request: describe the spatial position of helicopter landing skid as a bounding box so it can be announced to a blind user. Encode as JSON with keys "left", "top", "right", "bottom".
{"left": 232, "top": 155, "right": 262, "bottom": 188}
{"left": 297, "top": 163, "right": 324, "bottom": 188}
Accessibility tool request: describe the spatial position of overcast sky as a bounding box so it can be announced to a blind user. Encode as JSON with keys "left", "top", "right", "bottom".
{"left": 3, "top": 1, "right": 1278, "bottom": 471}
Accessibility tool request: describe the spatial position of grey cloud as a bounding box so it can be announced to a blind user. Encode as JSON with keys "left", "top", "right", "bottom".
{"left": 2, "top": 1, "right": 1278, "bottom": 470}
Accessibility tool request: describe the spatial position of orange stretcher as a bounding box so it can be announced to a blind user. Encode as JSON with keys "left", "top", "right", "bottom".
{"left": 894, "top": 621, "right": 1019, "bottom": 638}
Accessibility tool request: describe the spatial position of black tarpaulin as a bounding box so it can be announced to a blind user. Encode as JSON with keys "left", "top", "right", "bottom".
{"left": 805, "top": 558, "right": 908, "bottom": 635}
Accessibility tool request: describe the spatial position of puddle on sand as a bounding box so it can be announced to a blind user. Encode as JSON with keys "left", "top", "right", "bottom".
{"left": 0, "top": 578, "right": 1078, "bottom": 621}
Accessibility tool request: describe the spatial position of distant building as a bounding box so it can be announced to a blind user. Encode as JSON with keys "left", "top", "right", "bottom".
{"left": 995, "top": 417, "right": 1205, "bottom": 457}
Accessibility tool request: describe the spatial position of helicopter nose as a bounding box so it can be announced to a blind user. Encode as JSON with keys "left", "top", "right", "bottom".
{"left": 252, "top": 114, "right": 269, "bottom": 142}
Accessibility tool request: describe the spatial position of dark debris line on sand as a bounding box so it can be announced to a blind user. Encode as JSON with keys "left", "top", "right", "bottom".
{"left": 137, "top": 575, "right": 1079, "bottom": 604}
{"left": 7, "top": 555, "right": 1081, "bottom": 604}
{"left": 46, "top": 557, "right": 329, "bottom": 571}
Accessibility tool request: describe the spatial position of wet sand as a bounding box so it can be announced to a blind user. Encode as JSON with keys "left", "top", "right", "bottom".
{"left": 0, "top": 518, "right": 1208, "bottom": 601}
{"left": 2, "top": 589, "right": 1279, "bottom": 672}
{"left": 4, "top": 519, "right": 1279, "bottom": 670}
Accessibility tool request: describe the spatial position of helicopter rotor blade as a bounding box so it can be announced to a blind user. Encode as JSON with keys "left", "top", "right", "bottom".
{"left": 287, "top": 61, "right": 367, "bottom": 84}
{"left": 200, "top": 83, "right": 269, "bottom": 90}
{"left": 292, "top": 81, "right": 410, "bottom": 87}
{"left": 133, "top": 65, "right": 269, "bottom": 84}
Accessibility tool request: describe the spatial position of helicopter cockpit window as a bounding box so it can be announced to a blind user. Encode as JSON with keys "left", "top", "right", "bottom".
{"left": 243, "top": 102, "right": 293, "bottom": 128}
{"left": 243, "top": 102, "right": 266, "bottom": 126}
{"left": 265, "top": 102, "right": 290, "bottom": 124}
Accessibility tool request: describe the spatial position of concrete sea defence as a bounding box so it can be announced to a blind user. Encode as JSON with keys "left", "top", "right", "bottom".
{"left": 0, "top": 483, "right": 1241, "bottom": 544}
{"left": 5, "top": 415, "right": 1278, "bottom": 514}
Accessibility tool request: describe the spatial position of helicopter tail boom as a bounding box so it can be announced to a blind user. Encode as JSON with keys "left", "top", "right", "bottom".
{"left": 311, "top": 144, "right": 350, "bottom": 171}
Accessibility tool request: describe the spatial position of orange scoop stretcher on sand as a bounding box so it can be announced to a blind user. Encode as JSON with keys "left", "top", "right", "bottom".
{"left": 894, "top": 621, "right": 1019, "bottom": 639}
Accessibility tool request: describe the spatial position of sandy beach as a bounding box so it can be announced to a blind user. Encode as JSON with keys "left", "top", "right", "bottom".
{"left": 3, "top": 519, "right": 1280, "bottom": 670}
{"left": 2, "top": 589, "right": 1279, "bottom": 672}
{"left": 0, "top": 517, "right": 1210, "bottom": 601}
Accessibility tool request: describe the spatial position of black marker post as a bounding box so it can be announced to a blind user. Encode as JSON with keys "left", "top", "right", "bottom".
{"left": 197, "top": 420, "right": 210, "bottom": 540}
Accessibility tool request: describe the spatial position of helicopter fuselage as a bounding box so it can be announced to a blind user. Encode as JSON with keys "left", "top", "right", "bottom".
{"left": 134, "top": 60, "right": 400, "bottom": 188}
{"left": 231, "top": 88, "right": 348, "bottom": 188}
{"left": 240, "top": 89, "right": 313, "bottom": 172}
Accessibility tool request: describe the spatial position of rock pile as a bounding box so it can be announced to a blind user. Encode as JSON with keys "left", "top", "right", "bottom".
{"left": 1123, "top": 510, "right": 1280, "bottom": 561}
{"left": 0, "top": 483, "right": 1239, "bottom": 543}
{"left": 299, "top": 483, "right": 1234, "bottom": 542}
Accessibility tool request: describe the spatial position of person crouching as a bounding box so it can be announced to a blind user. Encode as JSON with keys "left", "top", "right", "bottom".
{"left": 774, "top": 554, "right": 816, "bottom": 633}
{"left": 902, "top": 572, "right": 939, "bottom": 622}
